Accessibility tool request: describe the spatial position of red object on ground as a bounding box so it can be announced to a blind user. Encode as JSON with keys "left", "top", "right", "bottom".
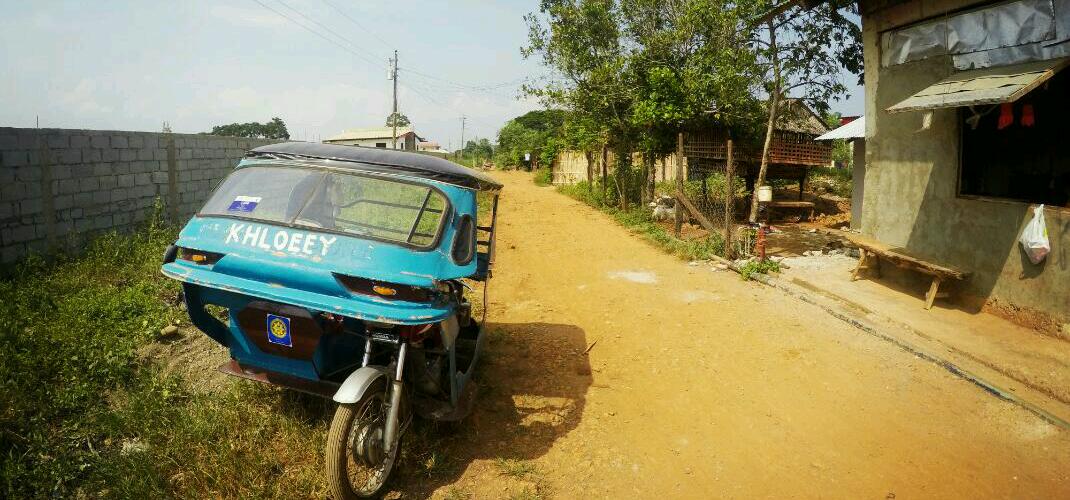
{"left": 998, "top": 103, "right": 1014, "bottom": 129}
{"left": 1021, "top": 104, "right": 1035, "bottom": 127}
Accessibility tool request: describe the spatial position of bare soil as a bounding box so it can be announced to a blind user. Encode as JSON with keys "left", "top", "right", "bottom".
{"left": 404, "top": 171, "right": 1070, "bottom": 498}
{"left": 153, "top": 170, "right": 1070, "bottom": 498}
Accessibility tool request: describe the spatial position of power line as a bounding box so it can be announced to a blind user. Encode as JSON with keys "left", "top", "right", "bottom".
{"left": 272, "top": 0, "right": 387, "bottom": 68}
{"left": 248, "top": 0, "right": 386, "bottom": 70}
{"left": 319, "top": 0, "right": 393, "bottom": 51}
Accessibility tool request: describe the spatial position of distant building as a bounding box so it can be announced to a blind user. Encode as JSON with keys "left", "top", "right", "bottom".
{"left": 323, "top": 126, "right": 420, "bottom": 150}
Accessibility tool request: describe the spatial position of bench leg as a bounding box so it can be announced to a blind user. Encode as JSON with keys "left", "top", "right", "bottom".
{"left": 851, "top": 248, "right": 867, "bottom": 281}
{"left": 924, "top": 277, "right": 943, "bottom": 310}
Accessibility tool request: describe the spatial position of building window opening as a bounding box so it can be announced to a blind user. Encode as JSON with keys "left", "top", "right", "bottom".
{"left": 960, "top": 70, "right": 1070, "bottom": 207}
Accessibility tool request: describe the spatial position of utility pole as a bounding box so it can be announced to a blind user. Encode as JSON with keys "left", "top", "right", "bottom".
{"left": 458, "top": 115, "right": 466, "bottom": 161}
{"left": 390, "top": 50, "right": 399, "bottom": 149}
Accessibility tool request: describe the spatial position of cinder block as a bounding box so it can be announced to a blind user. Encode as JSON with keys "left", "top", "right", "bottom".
{"left": 90, "top": 163, "right": 111, "bottom": 176}
{"left": 51, "top": 165, "right": 72, "bottom": 179}
{"left": 0, "top": 201, "right": 15, "bottom": 219}
{"left": 113, "top": 211, "right": 131, "bottom": 225}
{"left": 89, "top": 135, "right": 109, "bottom": 149}
{"left": 153, "top": 148, "right": 168, "bottom": 161}
{"left": 142, "top": 135, "right": 159, "bottom": 149}
{"left": 111, "top": 187, "right": 128, "bottom": 201}
{"left": 151, "top": 171, "right": 168, "bottom": 184}
{"left": 75, "top": 217, "right": 92, "bottom": 232}
{"left": 111, "top": 135, "right": 128, "bottom": 148}
{"left": 57, "top": 149, "right": 81, "bottom": 164}
{"left": 98, "top": 175, "right": 117, "bottom": 190}
{"left": 2, "top": 244, "right": 24, "bottom": 263}
{"left": 117, "top": 175, "right": 135, "bottom": 188}
{"left": 73, "top": 192, "right": 94, "bottom": 207}
{"left": 15, "top": 166, "right": 42, "bottom": 182}
{"left": 112, "top": 162, "right": 130, "bottom": 175}
{"left": 93, "top": 190, "right": 110, "bottom": 205}
{"left": 53, "top": 195, "right": 72, "bottom": 210}
{"left": 69, "top": 135, "right": 90, "bottom": 149}
{"left": 137, "top": 148, "right": 153, "bottom": 161}
{"left": 178, "top": 149, "right": 192, "bottom": 160}
{"left": 81, "top": 148, "right": 101, "bottom": 162}
{"left": 101, "top": 148, "right": 120, "bottom": 162}
{"left": 79, "top": 177, "right": 99, "bottom": 191}
{"left": 11, "top": 224, "right": 36, "bottom": 243}
{"left": 19, "top": 198, "right": 42, "bottom": 215}
{"left": 178, "top": 171, "right": 191, "bottom": 182}
{"left": 58, "top": 178, "right": 79, "bottom": 194}
{"left": 46, "top": 134, "right": 68, "bottom": 149}
{"left": 0, "top": 134, "right": 17, "bottom": 150}
{"left": 120, "top": 149, "right": 137, "bottom": 162}
{"left": 2, "top": 151, "right": 29, "bottom": 167}
{"left": 127, "top": 135, "right": 144, "bottom": 149}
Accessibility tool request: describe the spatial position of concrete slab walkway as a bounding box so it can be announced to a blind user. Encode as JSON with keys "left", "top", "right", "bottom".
{"left": 778, "top": 253, "right": 1070, "bottom": 421}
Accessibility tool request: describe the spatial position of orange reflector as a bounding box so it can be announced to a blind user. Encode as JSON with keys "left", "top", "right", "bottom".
{"left": 191, "top": 254, "right": 207, "bottom": 263}
{"left": 372, "top": 285, "right": 397, "bottom": 296}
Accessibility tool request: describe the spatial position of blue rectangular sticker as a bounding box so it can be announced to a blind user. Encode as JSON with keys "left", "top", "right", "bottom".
{"left": 266, "top": 314, "right": 292, "bottom": 347}
{"left": 228, "top": 196, "right": 261, "bottom": 213}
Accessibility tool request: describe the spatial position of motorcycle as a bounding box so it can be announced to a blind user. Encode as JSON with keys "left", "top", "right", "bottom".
{"left": 161, "top": 142, "right": 500, "bottom": 497}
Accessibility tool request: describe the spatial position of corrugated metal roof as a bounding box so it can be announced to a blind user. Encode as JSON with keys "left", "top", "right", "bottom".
{"left": 816, "top": 116, "right": 865, "bottom": 140}
{"left": 887, "top": 58, "right": 1070, "bottom": 113}
{"left": 325, "top": 126, "right": 415, "bottom": 141}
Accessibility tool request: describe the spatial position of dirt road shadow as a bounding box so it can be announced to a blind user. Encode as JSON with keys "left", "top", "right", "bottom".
{"left": 391, "top": 321, "right": 591, "bottom": 497}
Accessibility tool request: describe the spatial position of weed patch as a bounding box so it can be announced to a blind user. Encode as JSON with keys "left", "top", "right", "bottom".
{"left": 558, "top": 182, "right": 725, "bottom": 261}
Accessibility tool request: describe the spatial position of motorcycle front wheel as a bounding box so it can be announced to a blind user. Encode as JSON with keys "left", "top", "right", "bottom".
{"left": 325, "top": 379, "right": 399, "bottom": 499}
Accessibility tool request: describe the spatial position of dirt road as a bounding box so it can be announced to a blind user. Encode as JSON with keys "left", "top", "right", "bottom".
{"left": 394, "top": 170, "right": 1070, "bottom": 499}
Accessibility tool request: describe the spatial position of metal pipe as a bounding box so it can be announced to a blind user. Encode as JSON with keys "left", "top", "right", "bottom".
{"left": 361, "top": 337, "right": 372, "bottom": 367}
{"left": 383, "top": 342, "right": 407, "bottom": 454}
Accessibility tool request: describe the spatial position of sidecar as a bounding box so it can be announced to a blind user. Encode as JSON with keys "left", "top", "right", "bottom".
{"left": 161, "top": 142, "right": 500, "bottom": 418}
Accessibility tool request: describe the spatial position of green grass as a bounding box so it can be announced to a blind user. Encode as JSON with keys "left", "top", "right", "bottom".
{"left": 494, "top": 458, "right": 536, "bottom": 479}
{"left": 738, "top": 259, "right": 781, "bottom": 281}
{"left": 557, "top": 182, "right": 726, "bottom": 261}
{"left": 532, "top": 167, "right": 552, "bottom": 187}
{"left": 0, "top": 205, "right": 332, "bottom": 498}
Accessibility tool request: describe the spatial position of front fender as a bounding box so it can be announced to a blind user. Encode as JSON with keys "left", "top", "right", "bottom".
{"left": 333, "top": 366, "right": 389, "bottom": 404}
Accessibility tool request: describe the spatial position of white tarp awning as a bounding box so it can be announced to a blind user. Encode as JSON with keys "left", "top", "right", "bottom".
{"left": 886, "top": 58, "right": 1070, "bottom": 113}
{"left": 816, "top": 116, "right": 865, "bottom": 141}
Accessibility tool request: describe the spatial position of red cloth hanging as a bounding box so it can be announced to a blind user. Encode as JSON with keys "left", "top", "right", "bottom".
{"left": 1021, "top": 103, "right": 1035, "bottom": 127}
{"left": 998, "top": 103, "right": 1014, "bottom": 130}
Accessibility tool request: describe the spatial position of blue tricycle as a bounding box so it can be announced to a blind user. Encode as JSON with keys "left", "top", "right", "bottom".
{"left": 161, "top": 142, "right": 501, "bottom": 498}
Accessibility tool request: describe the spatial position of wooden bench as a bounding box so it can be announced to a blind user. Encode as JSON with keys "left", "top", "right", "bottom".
{"left": 842, "top": 233, "right": 970, "bottom": 310}
{"left": 769, "top": 201, "right": 815, "bottom": 221}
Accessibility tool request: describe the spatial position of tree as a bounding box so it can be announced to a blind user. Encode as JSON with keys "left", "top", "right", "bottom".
{"left": 525, "top": 0, "right": 763, "bottom": 209}
{"left": 207, "top": 117, "right": 290, "bottom": 139}
{"left": 495, "top": 109, "right": 566, "bottom": 170}
{"left": 386, "top": 112, "right": 411, "bottom": 127}
{"left": 745, "top": 1, "right": 862, "bottom": 221}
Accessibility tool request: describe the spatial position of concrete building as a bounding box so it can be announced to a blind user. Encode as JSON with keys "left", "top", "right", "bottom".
{"left": 323, "top": 126, "right": 419, "bottom": 150}
{"left": 853, "top": 0, "right": 1070, "bottom": 332}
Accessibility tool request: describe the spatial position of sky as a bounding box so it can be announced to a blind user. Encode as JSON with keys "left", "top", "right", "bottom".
{"left": 0, "top": 1, "right": 864, "bottom": 147}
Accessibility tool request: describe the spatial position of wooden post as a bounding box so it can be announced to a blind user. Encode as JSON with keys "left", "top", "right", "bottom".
{"left": 724, "top": 139, "right": 735, "bottom": 259}
{"left": 674, "top": 132, "right": 685, "bottom": 236}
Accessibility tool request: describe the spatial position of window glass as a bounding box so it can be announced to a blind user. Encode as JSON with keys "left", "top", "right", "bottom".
{"left": 199, "top": 165, "right": 449, "bottom": 248}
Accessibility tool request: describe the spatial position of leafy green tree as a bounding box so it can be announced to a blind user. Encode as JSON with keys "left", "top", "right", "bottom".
{"left": 386, "top": 112, "right": 411, "bottom": 127}
{"left": 744, "top": 0, "right": 862, "bottom": 221}
{"left": 824, "top": 112, "right": 853, "bottom": 170}
{"left": 207, "top": 117, "right": 290, "bottom": 139}
{"left": 495, "top": 109, "right": 566, "bottom": 170}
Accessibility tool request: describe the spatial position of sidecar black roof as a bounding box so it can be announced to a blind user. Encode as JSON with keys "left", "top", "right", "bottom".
{"left": 245, "top": 142, "right": 502, "bottom": 192}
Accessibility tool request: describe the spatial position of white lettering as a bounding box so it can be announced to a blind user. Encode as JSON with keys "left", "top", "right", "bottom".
{"left": 288, "top": 233, "right": 304, "bottom": 253}
{"left": 257, "top": 228, "right": 270, "bottom": 249}
{"left": 225, "top": 223, "right": 243, "bottom": 244}
{"left": 273, "top": 230, "right": 289, "bottom": 250}
{"left": 302, "top": 233, "right": 316, "bottom": 254}
{"left": 319, "top": 235, "right": 337, "bottom": 256}
{"left": 242, "top": 226, "right": 261, "bottom": 246}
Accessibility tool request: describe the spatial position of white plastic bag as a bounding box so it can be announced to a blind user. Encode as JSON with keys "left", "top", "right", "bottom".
{"left": 1019, "top": 205, "right": 1050, "bottom": 264}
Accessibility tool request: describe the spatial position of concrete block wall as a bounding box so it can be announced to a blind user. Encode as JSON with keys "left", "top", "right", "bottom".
{"left": 0, "top": 127, "right": 285, "bottom": 264}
